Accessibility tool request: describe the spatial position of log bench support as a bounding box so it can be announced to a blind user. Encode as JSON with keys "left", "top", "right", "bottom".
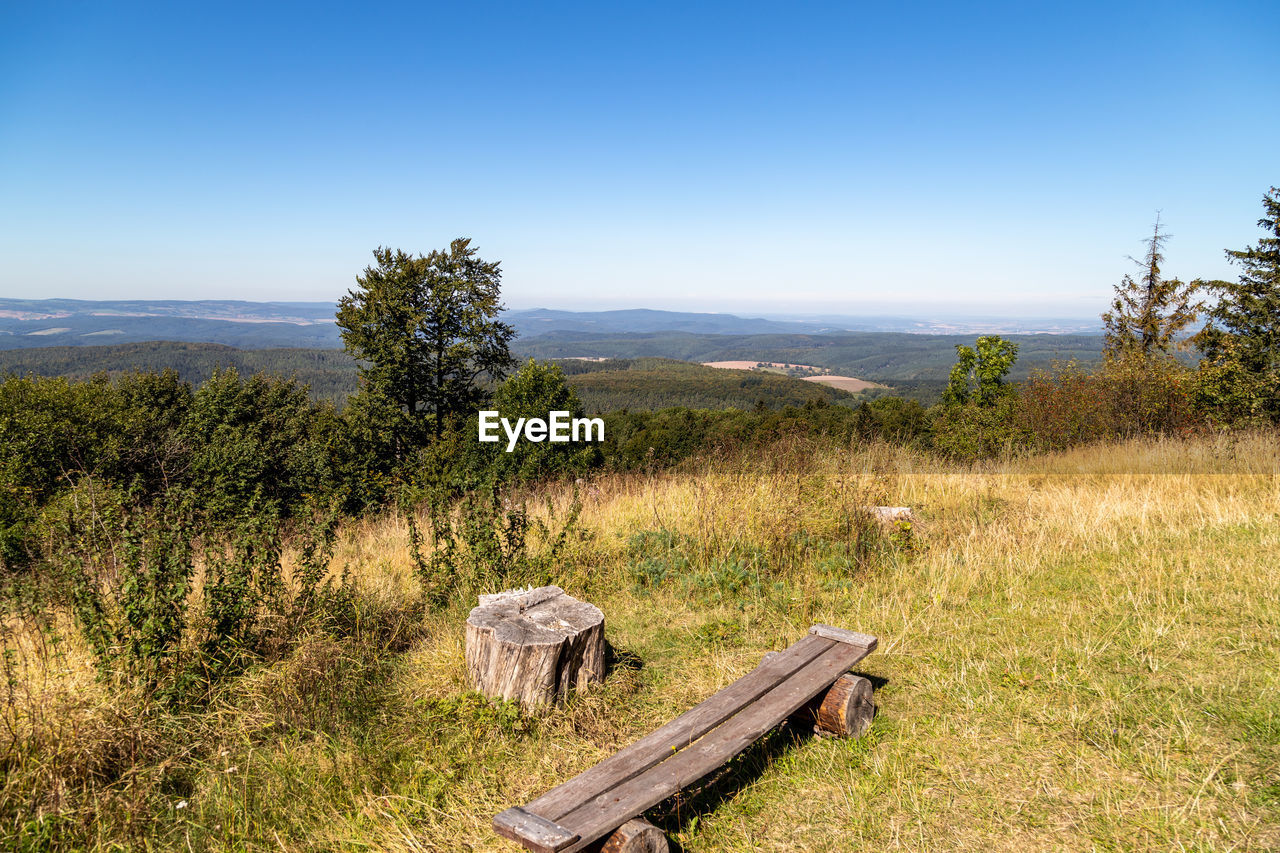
{"left": 493, "top": 624, "right": 879, "bottom": 853}
{"left": 804, "top": 672, "right": 875, "bottom": 738}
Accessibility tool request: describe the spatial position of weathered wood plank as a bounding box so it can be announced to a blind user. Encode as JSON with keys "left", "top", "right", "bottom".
{"left": 493, "top": 807, "right": 579, "bottom": 852}
{"left": 556, "top": 640, "right": 872, "bottom": 851}
{"left": 526, "top": 633, "right": 832, "bottom": 821}
{"left": 809, "top": 624, "right": 878, "bottom": 650}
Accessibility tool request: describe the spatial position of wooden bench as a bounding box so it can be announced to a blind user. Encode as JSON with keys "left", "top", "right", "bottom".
{"left": 493, "top": 624, "right": 878, "bottom": 852}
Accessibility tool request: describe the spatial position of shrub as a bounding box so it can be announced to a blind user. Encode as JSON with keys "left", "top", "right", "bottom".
{"left": 472, "top": 359, "right": 601, "bottom": 483}
{"left": 411, "top": 480, "right": 585, "bottom": 605}
{"left": 1015, "top": 362, "right": 1121, "bottom": 451}
{"left": 930, "top": 396, "right": 1025, "bottom": 460}
{"left": 56, "top": 480, "right": 343, "bottom": 704}
{"left": 182, "top": 368, "right": 345, "bottom": 525}
{"left": 1013, "top": 357, "right": 1203, "bottom": 452}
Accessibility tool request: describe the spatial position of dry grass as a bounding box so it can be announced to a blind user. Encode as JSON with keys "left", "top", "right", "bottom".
{"left": 3, "top": 431, "right": 1278, "bottom": 851}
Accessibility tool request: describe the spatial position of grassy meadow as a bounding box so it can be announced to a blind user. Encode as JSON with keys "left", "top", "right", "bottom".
{"left": 4, "top": 432, "right": 1279, "bottom": 851}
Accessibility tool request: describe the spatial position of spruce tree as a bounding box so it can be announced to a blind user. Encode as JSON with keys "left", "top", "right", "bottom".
{"left": 1101, "top": 217, "right": 1202, "bottom": 360}
{"left": 1197, "top": 187, "right": 1280, "bottom": 419}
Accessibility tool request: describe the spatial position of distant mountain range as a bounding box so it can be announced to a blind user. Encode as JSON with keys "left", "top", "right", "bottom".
{"left": 506, "top": 308, "right": 837, "bottom": 335}
{"left": 0, "top": 298, "right": 1100, "bottom": 349}
{"left": 0, "top": 299, "right": 1110, "bottom": 406}
{"left": 0, "top": 299, "right": 340, "bottom": 349}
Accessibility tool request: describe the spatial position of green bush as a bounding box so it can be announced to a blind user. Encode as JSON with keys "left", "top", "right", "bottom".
{"left": 410, "top": 480, "right": 585, "bottom": 606}
{"left": 1013, "top": 357, "right": 1204, "bottom": 453}
{"left": 183, "top": 368, "right": 347, "bottom": 525}
{"left": 58, "top": 484, "right": 343, "bottom": 704}
{"left": 470, "top": 359, "right": 601, "bottom": 483}
{"left": 930, "top": 396, "right": 1025, "bottom": 460}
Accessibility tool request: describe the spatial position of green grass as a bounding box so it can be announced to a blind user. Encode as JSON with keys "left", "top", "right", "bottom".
{"left": 4, "top": 434, "right": 1278, "bottom": 851}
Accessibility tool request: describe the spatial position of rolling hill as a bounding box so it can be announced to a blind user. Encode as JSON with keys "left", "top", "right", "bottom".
{"left": 514, "top": 330, "right": 1105, "bottom": 380}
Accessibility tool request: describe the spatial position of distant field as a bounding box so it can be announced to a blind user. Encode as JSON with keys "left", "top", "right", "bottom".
{"left": 701, "top": 360, "right": 886, "bottom": 394}
{"left": 561, "top": 358, "right": 866, "bottom": 412}
{"left": 702, "top": 360, "right": 813, "bottom": 371}
{"left": 802, "top": 375, "right": 883, "bottom": 392}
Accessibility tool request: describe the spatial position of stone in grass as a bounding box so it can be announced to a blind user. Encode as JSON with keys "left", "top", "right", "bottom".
{"left": 465, "top": 585, "right": 605, "bottom": 708}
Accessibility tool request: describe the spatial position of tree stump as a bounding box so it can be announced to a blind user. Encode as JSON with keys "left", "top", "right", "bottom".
{"left": 601, "top": 818, "right": 669, "bottom": 853}
{"left": 863, "top": 506, "right": 916, "bottom": 527}
{"left": 465, "top": 586, "right": 605, "bottom": 707}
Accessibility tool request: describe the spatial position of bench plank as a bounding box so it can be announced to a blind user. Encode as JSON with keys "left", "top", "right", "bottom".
{"left": 525, "top": 632, "right": 832, "bottom": 822}
{"left": 555, "top": 640, "right": 873, "bottom": 851}
{"left": 809, "top": 623, "right": 878, "bottom": 650}
{"left": 493, "top": 807, "right": 579, "bottom": 851}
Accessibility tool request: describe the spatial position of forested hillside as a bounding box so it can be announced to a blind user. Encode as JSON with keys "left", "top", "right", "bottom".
{"left": 0, "top": 346, "right": 891, "bottom": 409}
{"left": 0, "top": 342, "right": 360, "bottom": 403}
{"left": 555, "top": 357, "right": 866, "bottom": 411}
{"left": 515, "top": 330, "right": 1106, "bottom": 380}
{"left": 0, "top": 329, "right": 1111, "bottom": 408}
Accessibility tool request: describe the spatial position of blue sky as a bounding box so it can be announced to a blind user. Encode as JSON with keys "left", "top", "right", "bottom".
{"left": 1, "top": 1, "right": 1276, "bottom": 316}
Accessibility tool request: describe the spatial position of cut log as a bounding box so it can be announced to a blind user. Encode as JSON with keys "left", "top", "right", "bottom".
{"left": 466, "top": 586, "right": 605, "bottom": 708}
{"left": 798, "top": 672, "right": 874, "bottom": 738}
{"left": 600, "top": 818, "right": 668, "bottom": 853}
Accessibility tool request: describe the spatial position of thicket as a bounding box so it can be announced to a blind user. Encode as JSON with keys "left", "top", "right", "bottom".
{"left": 3, "top": 345, "right": 1271, "bottom": 590}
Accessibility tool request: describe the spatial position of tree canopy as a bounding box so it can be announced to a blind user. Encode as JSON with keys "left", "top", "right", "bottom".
{"left": 336, "top": 239, "right": 516, "bottom": 446}
{"left": 943, "top": 335, "right": 1019, "bottom": 407}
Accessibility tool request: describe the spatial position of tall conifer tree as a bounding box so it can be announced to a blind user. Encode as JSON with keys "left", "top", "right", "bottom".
{"left": 1101, "top": 217, "right": 1201, "bottom": 360}
{"left": 1197, "top": 187, "right": 1280, "bottom": 418}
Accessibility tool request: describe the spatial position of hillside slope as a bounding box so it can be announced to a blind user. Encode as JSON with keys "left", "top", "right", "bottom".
{"left": 515, "top": 330, "right": 1106, "bottom": 380}
{"left": 557, "top": 357, "right": 867, "bottom": 411}
{"left": 6, "top": 433, "right": 1276, "bottom": 850}
{"left": 0, "top": 346, "right": 877, "bottom": 410}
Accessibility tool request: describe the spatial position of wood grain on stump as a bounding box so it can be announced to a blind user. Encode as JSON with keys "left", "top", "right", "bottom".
{"left": 465, "top": 586, "right": 605, "bottom": 708}
{"left": 600, "top": 818, "right": 668, "bottom": 853}
{"left": 800, "top": 672, "right": 875, "bottom": 738}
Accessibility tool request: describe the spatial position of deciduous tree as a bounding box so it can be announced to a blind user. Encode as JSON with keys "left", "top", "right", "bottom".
{"left": 336, "top": 239, "right": 516, "bottom": 449}
{"left": 943, "top": 335, "right": 1019, "bottom": 407}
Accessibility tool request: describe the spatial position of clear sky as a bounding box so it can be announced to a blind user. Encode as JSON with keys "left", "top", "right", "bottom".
{"left": 1, "top": 1, "right": 1276, "bottom": 317}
